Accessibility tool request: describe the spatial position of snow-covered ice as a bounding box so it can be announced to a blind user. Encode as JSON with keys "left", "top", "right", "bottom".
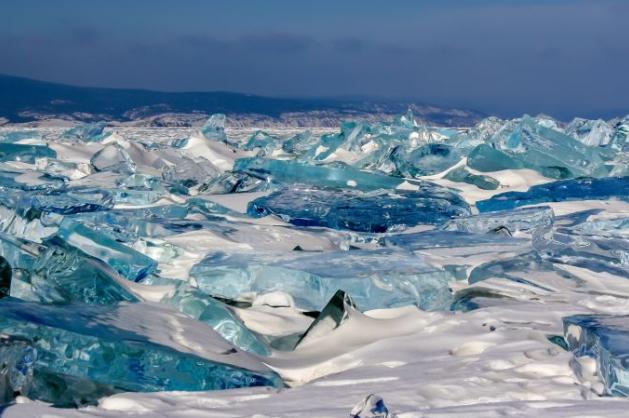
{"left": 0, "top": 113, "right": 628, "bottom": 417}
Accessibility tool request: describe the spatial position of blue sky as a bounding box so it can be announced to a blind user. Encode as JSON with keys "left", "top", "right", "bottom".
{"left": 1, "top": 0, "right": 627, "bottom": 119}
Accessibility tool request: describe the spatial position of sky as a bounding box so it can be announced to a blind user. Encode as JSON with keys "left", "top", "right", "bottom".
{"left": 0, "top": 0, "right": 628, "bottom": 119}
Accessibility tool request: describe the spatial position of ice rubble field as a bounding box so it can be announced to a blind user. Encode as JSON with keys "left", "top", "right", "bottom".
{"left": 0, "top": 113, "right": 628, "bottom": 417}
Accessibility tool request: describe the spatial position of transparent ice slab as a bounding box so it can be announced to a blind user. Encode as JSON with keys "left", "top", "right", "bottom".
{"left": 189, "top": 249, "right": 454, "bottom": 311}
{"left": 564, "top": 314, "right": 629, "bottom": 396}
{"left": 476, "top": 177, "right": 629, "bottom": 212}
{"left": 0, "top": 298, "right": 282, "bottom": 406}
{"left": 247, "top": 184, "right": 470, "bottom": 232}
{"left": 234, "top": 158, "right": 404, "bottom": 191}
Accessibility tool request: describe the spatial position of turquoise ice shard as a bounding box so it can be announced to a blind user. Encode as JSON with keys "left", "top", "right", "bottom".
{"left": 489, "top": 115, "right": 608, "bottom": 179}
{"left": 0, "top": 298, "right": 282, "bottom": 406}
{"left": 564, "top": 314, "right": 629, "bottom": 396}
{"left": 56, "top": 219, "right": 157, "bottom": 282}
{"left": 10, "top": 188, "right": 114, "bottom": 215}
{"left": 443, "top": 206, "right": 554, "bottom": 239}
{"left": 234, "top": 158, "right": 404, "bottom": 191}
{"left": 201, "top": 113, "right": 228, "bottom": 142}
{"left": 467, "top": 251, "right": 572, "bottom": 289}
{"left": 0, "top": 130, "right": 41, "bottom": 143}
{"left": 382, "top": 230, "right": 528, "bottom": 251}
{"left": 565, "top": 118, "right": 614, "bottom": 147}
{"left": 244, "top": 131, "right": 280, "bottom": 154}
{"left": 162, "top": 284, "right": 271, "bottom": 356}
{"left": 391, "top": 143, "right": 461, "bottom": 177}
{"left": 476, "top": 177, "right": 629, "bottom": 212}
{"left": 247, "top": 184, "right": 470, "bottom": 232}
{"left": 0, "top": 143, "right": 56, "bottom": 163}
{"left": 466, "top": 144, "right": 523, "bottom": 172}
{"left": 90, "top": 144, "right": 136, "bottom": 174}
{"left": 281, "top": 130, "right": 316, "bottom": 154}
{"left": 199, "top": 171, "right": 269, "bottom": 194}
{"left": 189, "top": 249, "right": 454, "bottom": 311}
{"left": 62, "top": 121, "right": 109, "bottom": 142}
{"left": 295, "top": 290, "right": 354, "bottom": 349}
{"left": 444, "top": 167, "right": 500, "bottom": 190}
{"left": 0, "top": 232, "right": 137, "bottom": 305}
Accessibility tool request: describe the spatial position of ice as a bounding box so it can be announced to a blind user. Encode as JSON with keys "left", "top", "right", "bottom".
{"left": 247, "top": 184, "right": 471, "bottom": 232}
{"left": 565, "top": 118, "right": 614, "bottom": 147}
{"left": 162, "top": 283, "right": 271, "bottom": 356}
{"left": 189, "top": 249, "right": 454, "bottom": 311}
{"left": 0, "top": 232, "right": 137, "bottom": 305}
{"left": 90, "top": 144, "right": 136, "bottom": 174}
{"left": 476, "top": 176, "right": 629, "bottom": 212}
{"left": 295, "top": 290, "right": 354, "bottom": 349}
{"left": 466, "top": 143, "right": 524, "bottom": 172}
{"left": 63, "top": 121, "right": 109, "bottom": 142}
{"left": 201, "top": 113, "right": 228, "bottom": 143}
{"left": 564, "top": 314, "right": 629, "bottom": 396}
{"left": 443, "top": 206, "right": 554, "bottom": 239}
{"left": 234, "top": 157, "right": 404, "bottom": 191}
{"left": 391, "top": 143, "right": 461, "bottom": 177}
{"left": 0, "top": 298, "right": 282, "bottom": 406}
{"left": 0, "top": 143, "right": 56, "bottom": 163}
{"left": 350, "top": 394, "right": 396, "bottom": 418}
{"left": 56, "top": 219, "right": 157, "bottom": 282}
{"left": 487, "top": 115, "right": 608, "bottom": 179}
{"left": 444, "top": 166, "right": 499, "bottom": 190}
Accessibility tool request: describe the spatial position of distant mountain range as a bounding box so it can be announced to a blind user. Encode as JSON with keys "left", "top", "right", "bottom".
{"left": 0, "top": 74, "right": 485, "bottom": 127}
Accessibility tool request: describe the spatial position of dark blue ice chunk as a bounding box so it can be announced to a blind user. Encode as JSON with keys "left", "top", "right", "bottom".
{"left": 476, "top": 177, "right": 629, "bottom": 212}
{"left": 0, "top": 298, "right": 282, "bottom": 406}
{"left": 564, "top": 314, "right": 629, "bottom": 396}
{"left": 248, "top": 184, "right": 470, "bottom": 232}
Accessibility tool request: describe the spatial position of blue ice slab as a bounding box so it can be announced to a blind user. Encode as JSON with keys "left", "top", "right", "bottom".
{"left": 0, "top": 130, "right": 41, "bottom": 143}
{"left": 467, "top": 251, "right": 576, "bottom": 290}
{"left": 248, "top": 184, "right": 470, "bottom": 232}
{"left": 476, "top": 177, "right": 629, "bottom": 212}
{"left": 234, "top": 158, "right": 404, "bottom": 191}
{"left": 0, "top": 171, "right": 65, "bottom": 191}
{"left": 62, "top": 121, "right": 109, "bottom": 142}
{"left": 281, "top": 130, "right": 317, "bottom": 154}
{"left": 56, "top": 219, "right": 157, "bottom": 282}
{"left": 163, "top": 284, "right": 271, "bottom": 356}
{"left": 391, "top": 143, "right": 461, "bottom": 177}
{"left": 200, "top": 171, "right": 271, "bottom": 194}
{"left": 488, "top": 115, "right": 609, "bottom": 179}
{"left": 0, "top": 143, "right": 56, "bottom": 163}
{"left": 381, "top": 230, "right": 528, "bottom": 251}
{"left": 466, "top": 144, "right": 524, "bottom": 172}
{"left": 90, "top": 144, "right": 136, "bottom": 174}
{"left": 189, "top": 249, "right": 454, "bottom": 311}
{"left": 544, "top": 231, "right": 629, "bottom": 277}
{"left": 564, "top": 314, "right": 629, "bottom": 396}
{"left": 201, "top": 113, "right": 228, "bottom": 142}
{"left": 442, "top": 206, "right": 554, "bottom": 238}
{"left": 0, "top": 232, "right": 137, "bottom": 305}
{"left": 9, "top": 188, "right": 115, "bottom": 215}
{"left": 243, "top": 131, "right": 281, "bottom": 155}
{"left": 0, "top": 298, "right": 282, "bottom": 406}
{"left": 444, "top": 167, "right": 500, "bottom": 190}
